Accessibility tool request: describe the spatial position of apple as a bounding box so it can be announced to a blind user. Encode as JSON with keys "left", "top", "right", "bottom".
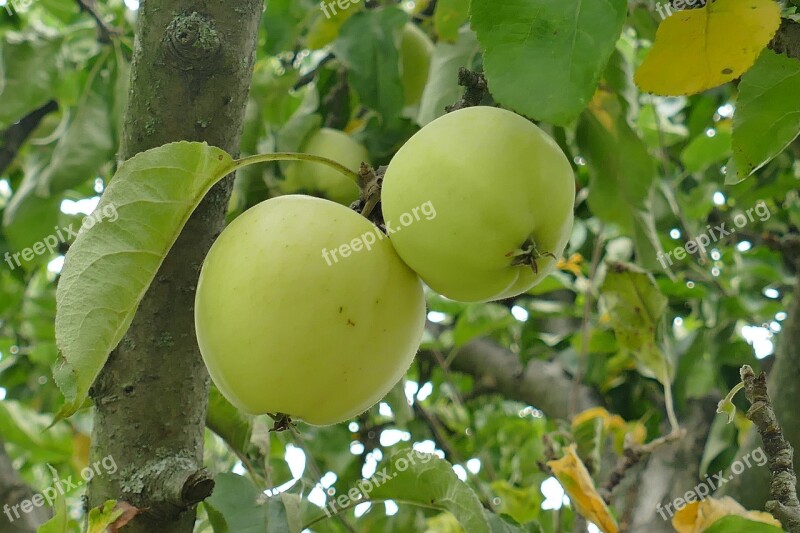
{"left": 381, "top": 106, "right": 575, "bottom": 302}
{"left": 400, "top": 23, "right": 434, "bottom": 106}
{"left": 282, "top": 128, "right": 369, "bottom": 205}
{"left": 194, "top": 195, "right": 426, "bottom": 426}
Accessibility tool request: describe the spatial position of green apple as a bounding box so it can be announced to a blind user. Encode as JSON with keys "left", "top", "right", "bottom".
{"left": 282, "top": 128, "right": 369, "bottom": 205}
{"left": 381, "top": 106, "right": 575, "bottom": 302}
{"left": 401, "top": 23, "right": 434, "bottom": 106}
{"left": 195, "top": 195, "right": 425, "bottom": 426}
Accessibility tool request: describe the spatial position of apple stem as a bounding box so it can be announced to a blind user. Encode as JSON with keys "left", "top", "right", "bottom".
{"left": 228, "top": 152, "right": 361, "bottom": 183}
{"left": 506, "top": 237, "right": 557, "bottom": 274}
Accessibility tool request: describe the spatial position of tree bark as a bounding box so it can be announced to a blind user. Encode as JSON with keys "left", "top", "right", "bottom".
{"left": 86, "top": 1, "right": 262, "bottom": 531}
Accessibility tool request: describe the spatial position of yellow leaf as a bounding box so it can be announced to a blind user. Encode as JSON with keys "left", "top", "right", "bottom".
{"left": 547, "top": 445, "right": 619, "bottom": 533}
{"left": 557, "top": 253, "right": 584, "bottom": 276}
{"left": 634, "top": 0, "right": 780, "bottom": 96}
{"left": 672, "top": 496, "right": 782, "bottom": 533}
{"left": 572, "top": 408, "right": 647, "bottom": 454}
{"left": 572, "top": 407, "right": 612, "bottom": 428}
{"left": 71, "top": 431, "right": 91, "bottom": 472}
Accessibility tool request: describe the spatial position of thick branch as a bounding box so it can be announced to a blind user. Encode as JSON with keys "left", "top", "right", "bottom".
{"left": 741, "top": 365, "right": 800, "bottom": 532}
{"left": 87, "top": 2, "right": 263, "bottom": 531}
{"left": 424, "top": 337, "right": 598, "bottom": 420}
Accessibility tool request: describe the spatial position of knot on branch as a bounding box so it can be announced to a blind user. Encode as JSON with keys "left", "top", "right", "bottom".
{"left": 121, "top": 457, "right": 214, "bottom": 518}
{"left": 165, "top": 12, "right": 221, "bottom": 68}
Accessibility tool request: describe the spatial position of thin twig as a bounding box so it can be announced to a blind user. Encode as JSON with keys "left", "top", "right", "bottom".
{"left": 294, "top": 54, "right": 335, "bottom": 90}
{"left": 600, "top": 429, "right": 686, "bottom": 503}
{"left": 0, "top": 100, "right": 58, "bottom": 175}
{"left": 413, "top": 402, "right": 463, "bottom": 465}
{"left": 76, "top": 0, "right": 120, "bottom": 43}
{"left": 288, "top": 426, "right": 358, "bottom": 533}
{"left": 570, "top": 226, "right": 605, "bottom": 417}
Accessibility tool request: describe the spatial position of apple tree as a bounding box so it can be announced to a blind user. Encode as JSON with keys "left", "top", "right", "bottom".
{"left": 1, "top": 0, "right": 800, "bottom": 532}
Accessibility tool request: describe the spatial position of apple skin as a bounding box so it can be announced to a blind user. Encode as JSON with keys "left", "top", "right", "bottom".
{"left": 381, "top": 106, "right": 575, "bottom": 303}
{"left": 194, "top": 195, "right": 425, "bottom": 426}
{"left": 283, "top": 128, "right": 369, "bottom": 205}
{"left": 401, "top": 23, "right": 434, "bottom": 106}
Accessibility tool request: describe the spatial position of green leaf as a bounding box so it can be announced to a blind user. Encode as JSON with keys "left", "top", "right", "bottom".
{"left": 485, "top": 511, "right": 543, "bottom": 532}
{"left": 54, "top": 142, "right": 234, "bottom": 418}
{"left": 2, "top": 151, "right": 64, "bottom": 263}
{"left": 87, "top": 500, "right": 139, "bottom": 532}
{"left": 470, "top": 0, "right": 627, "bottom": 125}
{"left": 489, "top": 480, "right": 542, "bottom": 525}
{"left": 0, "top": 401, "right": 72, "bottom": 463}
{"left": 36, "top": 467, "right": 69, "bottom": 533}
{"left": 576, "top": 91, "right": 663, "bottom": 268}
{"left": 434, "top": 0, "right": 470, "bottom": 42}
{"left": 417, "top": 28, "right": 480, "bottom": 126}
{"left": 0, "top": 32, "right": 63, "bottom": 127}
{"left": 332, "top": 7, "right": 408, "bottom": 121}
{"left": 703, "top": 515, "right": 786, "bottom": 533}
{"left": 205, "top": 473, "right": 296, "bottom": 533}
{"left": 571, "top": 415, "right": 604, "bottom": 478}
{"left": 206, "top": 385, "right": 253, "bottom": 456}
{"left": 369, "top": 450, "right": 490, "bottom": 533}
{"left": 681, "top": 121, "right": 732, "bottom": 173}
{"left": 600, "top": 262, "right": 671, "bottom": 384}
{"left": 699, "top": 412, "right": 737, "bottom": 477}
{"left": 37, "top": 53, "right": 117, "bottom": 196}
{"left": 731, "top": 50, "right": 800, "bottom": 182}
{"left": 452, "top": 303, "right": 515, "bottom": 347}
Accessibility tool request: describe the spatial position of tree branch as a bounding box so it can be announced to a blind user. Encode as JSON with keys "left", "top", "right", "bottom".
{"left": 0, "top": 100, "right": 58, "bottom": 176}
{"left": 87, "top": 3, "right": 263, "bottom": 531}
{"left": 741, "top": 365, "right": 800, "bottom": 532}
{"left": 723, "top": 274, "right": 800, "bottom": 509}
{"left": 422, "top": 337, "right": 598, "bottom": 421}
{"left": 75, "top": 0, "right": 120, "bottom": 44}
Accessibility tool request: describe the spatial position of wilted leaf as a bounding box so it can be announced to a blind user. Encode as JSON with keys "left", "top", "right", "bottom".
{"left": 600, "top": 262, "right": 671, "bottom": 384}
{"left": 547, "top": 444, "right": 618, "bottom": 533}
{"left": 672, "top": 496, "right": 782, "bottom": 533}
